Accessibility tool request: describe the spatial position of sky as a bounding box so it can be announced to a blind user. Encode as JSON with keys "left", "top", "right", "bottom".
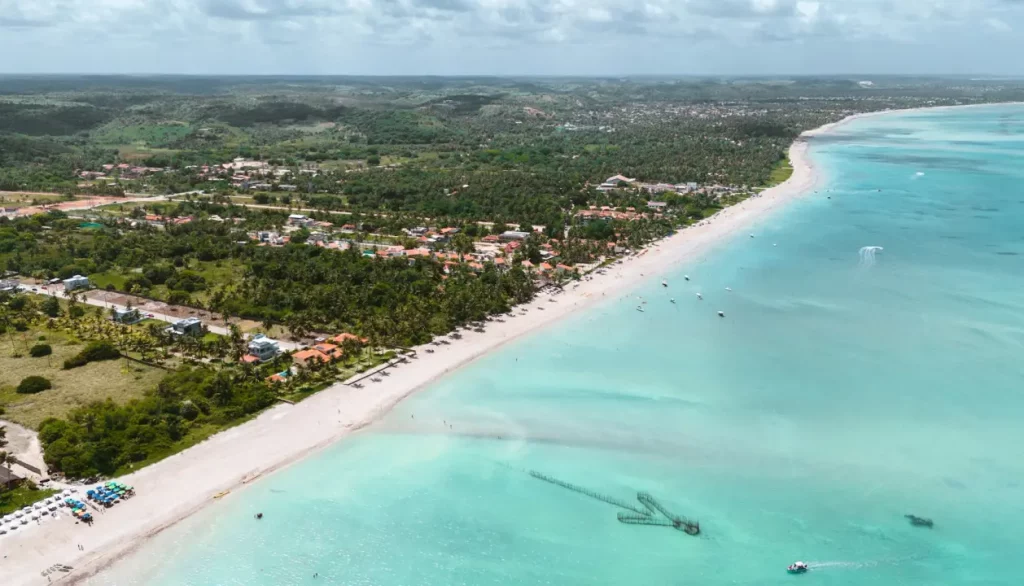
{"left": 1, "top": 0, "right": 1024, "bottom": 75}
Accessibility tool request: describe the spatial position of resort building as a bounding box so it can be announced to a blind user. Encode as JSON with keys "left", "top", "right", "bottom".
{"left": 167, "top": 317, "right": 204, "bottom": 336}
{"left": 292, "top": 343, "right": 343, "bottom": 366}
{"left": 0, "top": 279, "right": 18, "bottom": 293}
{"left": 245, "top": 334, "right": 280, "bottom": 363}
{"left": 63, "top": 275, "right": 91, "bottom": 291}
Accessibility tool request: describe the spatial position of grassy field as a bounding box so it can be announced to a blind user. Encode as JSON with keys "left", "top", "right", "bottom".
{"left": 768, "top": 158, "right": 794, "bottom": 186}
{"left": 94, "top": 122, "right": 192, "bottom": 147}
{"left": 116, "top": 145, "right": 179, "bottom": 161}
{"left": 0, "top": 485, "right": 59, "bottom": 516}
{"left": 0, "top": 329, "right": 165, "bottom": 429}
{"left": 88, "top": 259, "right": 246, "bottom": 306}
{"left": 0, "top": 192, "right": 67, "bottom": 209}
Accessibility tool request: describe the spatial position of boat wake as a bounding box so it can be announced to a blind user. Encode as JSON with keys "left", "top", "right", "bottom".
{"left": 807, "top": 554, "right": 919, "bottom": 571}
{"left": 858, "top": 246, "right": 884, "bottom": 268}
{"left": 807, "top": 560, "right": 874, "bottom": 570}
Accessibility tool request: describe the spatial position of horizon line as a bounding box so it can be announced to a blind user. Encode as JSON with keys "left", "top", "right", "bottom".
{"left": 0, "top": 72, "right": 1021, "bottom": 79}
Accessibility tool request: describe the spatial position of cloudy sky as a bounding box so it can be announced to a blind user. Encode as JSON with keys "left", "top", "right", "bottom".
{"left": 1, "top": 0, "right": 1023, "bottom": 75}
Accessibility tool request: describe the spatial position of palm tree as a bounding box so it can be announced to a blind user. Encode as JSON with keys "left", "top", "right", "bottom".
{"left": 228, "top": 324, "right": 246, "bottom": 362}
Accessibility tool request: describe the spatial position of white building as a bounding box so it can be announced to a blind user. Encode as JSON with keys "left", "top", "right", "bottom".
{"left": 246, "top": 334, "right": 280, "bottom": 363}
{"left": 112, "top": 308, "right": 142, "bottom": 325}
{"left": 168, "top": 317, "right": 203, "bottom": 336}
{"left": 63, "top": 275, "right": 91, "bottom": 291}
{"left": 500, "top": 231, "right": 531, "bottom": 241}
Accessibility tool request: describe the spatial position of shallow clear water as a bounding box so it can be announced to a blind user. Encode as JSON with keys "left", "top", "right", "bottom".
{"left": 99, "top": 105, "right": 1024, "bottom": 586}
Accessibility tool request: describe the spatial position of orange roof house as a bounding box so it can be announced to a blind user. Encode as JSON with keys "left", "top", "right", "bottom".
{"left": 292, "top": 348, "right": 330, "bottom": 366}
{"left": 313, "top": 343, "right": 344, "bottom": 359}
{"left": 330, "top": 333, "right": 368, "bottom": 345}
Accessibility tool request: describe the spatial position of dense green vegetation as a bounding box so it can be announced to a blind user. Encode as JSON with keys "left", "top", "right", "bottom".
{"left": 3, "top": 75, "right": 1022, "bottom": 199}
{"left": 2, "top": 214, "right": 535, "bottom": 346}
{"left": 38, "top": 367, "right": 276, "bottom": 477}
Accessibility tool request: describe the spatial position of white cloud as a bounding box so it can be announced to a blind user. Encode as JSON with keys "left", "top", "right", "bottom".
{"left": 0, "top": 0, "right": 1022, "bottom": 73}
{"left": 985, "top": 17, "right": 1012, "bottom": 31}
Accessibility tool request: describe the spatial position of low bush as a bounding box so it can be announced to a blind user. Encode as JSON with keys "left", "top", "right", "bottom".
{"left": 29, "top": 343, "right": 52, "bottom": 357}
{"left": 17, "top": 376, "right": 53, "bottom": 394}
{"left": 63, "top": 341, "right": 119, "bottom": 369}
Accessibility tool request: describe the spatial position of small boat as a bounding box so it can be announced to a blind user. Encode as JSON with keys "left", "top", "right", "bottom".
{"left": 684, "top": 275, "right": 690, "bottom": 281}
{"left": 636, "top": 306, "right": 645, "bottom": 313}
{"left": 717, "top": 311, "right": 725, "bottom": 318}
{"left": 725, "top": 287, "right": 733, "bottom": 292}
{"left": 787, "top": 561, "right": 809, "bottom": 574}
{"left": 696, "top": 293, "right": 703, "bottom": 300}
{"left": 669, "top": 298, "right": 676, "bottom": 304}
{"left": 662, "top": 280, "right": 668, "bottom": 287}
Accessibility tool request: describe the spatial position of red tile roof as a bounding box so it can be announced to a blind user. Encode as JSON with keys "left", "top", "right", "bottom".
{"left": 293, "top": 349, "right": 329, "bottom": 364}
{"left": 331, "top": 333, "right": 368, "bottom": 345}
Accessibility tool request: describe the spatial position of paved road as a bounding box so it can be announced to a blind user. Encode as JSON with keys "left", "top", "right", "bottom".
{"left": 20, "top": 285, "right": 301, "bottom": 351}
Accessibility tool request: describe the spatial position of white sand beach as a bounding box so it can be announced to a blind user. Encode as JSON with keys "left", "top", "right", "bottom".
{"left": 0, "top": 126, "right": 823, "bottom": 585}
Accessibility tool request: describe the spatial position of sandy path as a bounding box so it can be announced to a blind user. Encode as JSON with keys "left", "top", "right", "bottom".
{"left": 0, "top": 127, "right": 823, "bottom": 586}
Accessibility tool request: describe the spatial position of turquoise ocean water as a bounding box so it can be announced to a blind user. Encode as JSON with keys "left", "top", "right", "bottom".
{"left": 98, "top": 105, "right": 1024, "bottom": 585}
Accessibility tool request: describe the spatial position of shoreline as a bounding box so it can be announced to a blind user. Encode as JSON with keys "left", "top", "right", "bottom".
{"left": 0, "top": 111, "right": 858, "bottom": 585}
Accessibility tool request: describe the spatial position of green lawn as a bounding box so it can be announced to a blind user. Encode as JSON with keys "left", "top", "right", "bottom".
{"left": 0, "top": 484, "right": 59, "bottom": 516}
{"left": 88, "top": 270, "right": 128, "bottom": 291}
{"left": 0, "top": 328, "right": 165, "bottom": 429}
{"left": 768, "top": 158, "right": 794, "bottom": 186}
